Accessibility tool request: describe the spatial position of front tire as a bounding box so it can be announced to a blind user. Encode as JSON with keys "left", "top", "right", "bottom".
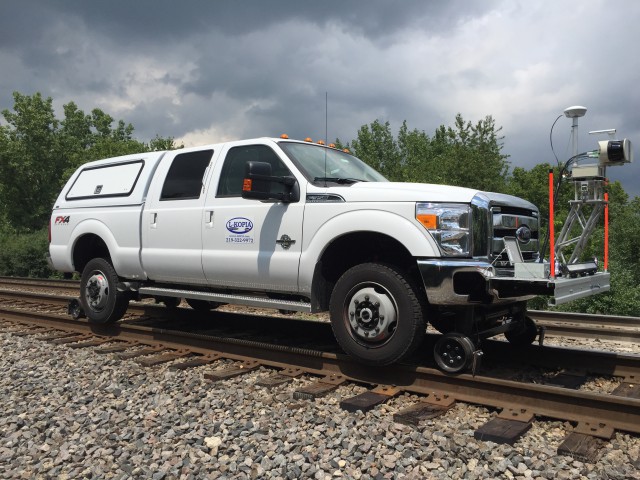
{"left": 329, "top": 263, "right": 426, "bottom": 366}
{"left": 80, "top": 258, "right": 129, "bottom": 324}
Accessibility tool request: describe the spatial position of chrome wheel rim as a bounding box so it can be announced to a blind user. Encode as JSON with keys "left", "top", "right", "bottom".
{"left": 84, "top": 270, "right": 109, "bottom": 312}
{"left": 345, "top": 283, "right": 398, "bottom": 346}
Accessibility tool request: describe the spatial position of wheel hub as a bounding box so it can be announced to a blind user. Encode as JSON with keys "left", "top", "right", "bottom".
{"left": 434, "top": 333, "right": 476, "bottom": 373}
{"left": 348, "top": 287, "right": 397, "bottom": 343}
{"left": 85, "top": 272, "right": 109, "bottom": 311}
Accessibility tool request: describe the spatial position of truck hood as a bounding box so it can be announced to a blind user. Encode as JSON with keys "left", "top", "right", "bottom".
{"left": 322, "top": 182, "right": 479, "bottom": 203}
{"left": 317, "top": 182, "right": 538, "bottom": 211}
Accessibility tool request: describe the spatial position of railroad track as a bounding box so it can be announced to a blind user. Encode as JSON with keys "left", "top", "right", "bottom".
{"left": 2, "top": 276, "right": 639, "bottom": 343}
{"left": 1, "top": 288, "right": 640, "bottom": 461}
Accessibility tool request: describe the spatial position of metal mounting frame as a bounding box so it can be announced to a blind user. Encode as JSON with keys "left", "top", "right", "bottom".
{"left": 554, "top": 176, "right": 607, "bottom": 265}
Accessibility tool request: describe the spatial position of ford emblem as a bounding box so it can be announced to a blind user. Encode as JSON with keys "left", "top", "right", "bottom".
{"left": 226, "top": 217, "right": 253, "bottom": 234}
{"left": 515, "top": 225, "right": 532, "bottom": 244}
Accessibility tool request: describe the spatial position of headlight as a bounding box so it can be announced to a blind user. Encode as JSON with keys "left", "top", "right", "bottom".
{"left": 416, "top": 202, "right": 471, "bottom": 256}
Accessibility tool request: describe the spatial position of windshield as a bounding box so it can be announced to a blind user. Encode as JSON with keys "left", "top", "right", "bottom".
{"left": 278, "top": 141, "right": 388, "bottom": 184}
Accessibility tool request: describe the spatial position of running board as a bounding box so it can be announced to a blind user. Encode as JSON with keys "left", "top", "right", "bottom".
{"left": 138, "top": 286, "right": 312, "bottom": 313}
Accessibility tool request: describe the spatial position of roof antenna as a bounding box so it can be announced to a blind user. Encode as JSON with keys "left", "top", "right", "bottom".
{"left": 324, "top": 91, "right": 328, "bottom": 187}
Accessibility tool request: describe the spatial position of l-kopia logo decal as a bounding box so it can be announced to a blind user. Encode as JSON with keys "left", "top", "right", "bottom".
{"left": 226, "top": 217, "right": 253, "bottom": 234}
{"left": 54, "top": 216, "right": 70, "bottom": 225}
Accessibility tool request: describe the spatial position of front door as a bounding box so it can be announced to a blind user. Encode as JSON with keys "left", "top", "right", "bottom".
{"left": 201, "top": 143, "right": 305, "bottom": 292}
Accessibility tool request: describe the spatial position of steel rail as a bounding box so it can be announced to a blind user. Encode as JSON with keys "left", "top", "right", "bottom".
{"left": 2, "top": 278, "right": 639, "bottom": 329}
{"left": 3, "top": 288, "right": 639, "bottom": 346}
{"left": 2, "top": 289, "right": 640, "bottom": 379}
{"left": 529, "top": 310, "right": 640, "bottom": 329}
{"left": 1, "top": 306, "right": 640, "bottom": 435}
{"left": 0, "top": 276, "right": 79, "bottom": 287}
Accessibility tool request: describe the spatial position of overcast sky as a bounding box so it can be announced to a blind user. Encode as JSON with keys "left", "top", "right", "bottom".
{"left": 2, "top": 1, "right": 639, "bottom": 197}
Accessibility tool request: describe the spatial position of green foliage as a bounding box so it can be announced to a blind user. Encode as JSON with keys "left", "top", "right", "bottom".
{"left": 0, "top": 92, "right": 65, "bottom": 231}
{"left": 148, "top": 135, "right": 184, "bottom": 152}
{"left": 350, "top": 115, "right": 510, "bottom": 191}
{"left": 0, "top": 227, "right": 57, "bottom": 278}
{"left": 350, "top": 120, "right": 403, "bottom": 180}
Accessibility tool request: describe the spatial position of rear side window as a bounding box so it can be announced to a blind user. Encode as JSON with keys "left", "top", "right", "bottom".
{"left": 66, "top": 160, "right": 144, "bottom": 200}
{"left": 160, "top": 150, "right": 213, "bottom": 201}
{"left": 217, "top": 145, "right": 291, "bottom": 197}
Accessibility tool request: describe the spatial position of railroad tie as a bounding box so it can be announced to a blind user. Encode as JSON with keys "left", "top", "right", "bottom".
{"left": 557, "top": 380, "right": 640, "bottom": 462}
{"left": 116, "top": 345, "right": 168, "bottom": 360}
{"left": 293, "top": 374, "right": 346, "bottom": 400}
{"left": 256, "top": 368, "right": 304, "bottom": 389}
{"left": 474, "top": 408, "right": 534, "bottom": 445}
{"left": 136, "top": 349, "right": 192, "bottom": 367}
{"left": 394, "top": 393, "right": 455, "bottom": 426}
{"left": 168, "top": 353, "right": 222, "bottom": 370}
{"left": 204, "top": 360, "right": 261, "bottom": 382}
{"left": 340, "top": 385, "right": 402, "bottom": 413}
{"left": 67, "top": 338, "right": 114, "bottom": 349}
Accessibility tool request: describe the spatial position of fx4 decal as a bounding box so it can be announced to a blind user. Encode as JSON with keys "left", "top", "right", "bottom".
{"left": 54, "top": 216, "right": 70, "bottom": 225}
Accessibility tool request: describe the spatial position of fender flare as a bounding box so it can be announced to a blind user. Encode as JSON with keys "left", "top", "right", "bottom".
{"left": 299, "top": 209, "right": 439, "bottom": 290}
{"left": 69, "top": 219, "right": 123, "bottom": 273}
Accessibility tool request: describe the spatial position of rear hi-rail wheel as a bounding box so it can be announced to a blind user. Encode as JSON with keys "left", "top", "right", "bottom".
{"left": 505, "top": 315, "right": 538, "bottom": 346}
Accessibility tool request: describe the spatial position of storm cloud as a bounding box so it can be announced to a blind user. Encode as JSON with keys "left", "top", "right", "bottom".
{"left": 1, "top": 0, "right": 638, "bottom": 195}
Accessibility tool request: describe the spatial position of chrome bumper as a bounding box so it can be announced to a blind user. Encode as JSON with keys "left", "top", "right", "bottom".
{"left": 417, "top": 259, "right": 536, "bottom": 306}
{"left": 417, "top": 259, "right": 610, "bottom": 306}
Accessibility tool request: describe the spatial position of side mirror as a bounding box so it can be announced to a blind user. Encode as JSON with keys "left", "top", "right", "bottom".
{"left": 241, "top": 161, "right": 299, "bottom": 203}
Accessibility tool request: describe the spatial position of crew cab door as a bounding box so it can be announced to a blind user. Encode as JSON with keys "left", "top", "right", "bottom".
{"left": 201, "top": 142, "right": 305, "bottom": 292}
{"left": 141, "top": 148, "right": 215, "bottom": 284}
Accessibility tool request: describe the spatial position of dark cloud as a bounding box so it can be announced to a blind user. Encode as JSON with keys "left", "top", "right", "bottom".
{"left": 1, "top": 1, "right": 639, "bottom": 197}
{"left": 37, "top": 0, "right": 494, "bottom": 43}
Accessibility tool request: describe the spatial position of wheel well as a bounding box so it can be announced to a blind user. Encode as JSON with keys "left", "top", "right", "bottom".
{"left": 73, "top": 234, "right": 111, "bottom": 274}
{"left": 312, "top": 232, "right": 420, "bottom": 311}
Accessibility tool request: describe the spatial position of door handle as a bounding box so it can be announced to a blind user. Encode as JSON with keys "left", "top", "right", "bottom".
{"left": 150, "top": 212, "right": 157, "bottom": 229}
{"left": 205, "top": 210, "right": 214, "bottom": 228}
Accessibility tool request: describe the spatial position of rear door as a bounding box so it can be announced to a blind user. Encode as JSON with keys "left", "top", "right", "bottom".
{"left": 141, "top": 148, "right": 215, "bottom": 284}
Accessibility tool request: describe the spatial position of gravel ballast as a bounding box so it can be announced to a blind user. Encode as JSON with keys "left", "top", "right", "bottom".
{"left": 1, "top": 331, "right": 639, "bottom": 479}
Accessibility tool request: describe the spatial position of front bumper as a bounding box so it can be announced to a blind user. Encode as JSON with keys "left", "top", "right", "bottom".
{"left": 417, "top": 259, "right": 610, "bottom": 306}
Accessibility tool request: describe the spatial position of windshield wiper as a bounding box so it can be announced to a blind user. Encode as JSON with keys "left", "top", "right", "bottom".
{"left": 313, "top": 177, "right": 365, "bottom": 184}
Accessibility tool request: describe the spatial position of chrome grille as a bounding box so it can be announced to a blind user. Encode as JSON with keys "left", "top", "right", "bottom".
{"left": 491, "top": 205, "right": 539, "bottom": 270}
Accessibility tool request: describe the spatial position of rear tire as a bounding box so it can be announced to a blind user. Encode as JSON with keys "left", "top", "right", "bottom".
{"left": 505, "top": 315, "right": 538, "bottom": 346}
{"left": 80, "top": 258, "right": 129, "bottom": 324}
{"left": 329, "top": 263, "right": 426, "bottom": 366}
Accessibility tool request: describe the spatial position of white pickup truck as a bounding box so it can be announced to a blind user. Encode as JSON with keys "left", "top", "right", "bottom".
{"left": 48, "top": 136, "right": 609, "bottom": 372}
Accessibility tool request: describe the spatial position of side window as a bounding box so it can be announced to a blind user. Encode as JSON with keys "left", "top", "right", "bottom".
{"left": 217, "top": 145, "right": 291, "bottom": 197}
{"left": 160, "top": 149, "right": 213, "bottom": 201}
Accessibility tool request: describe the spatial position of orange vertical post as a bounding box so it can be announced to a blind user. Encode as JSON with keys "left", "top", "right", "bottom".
{"left": 604, "top": 191, "right": 609, "bottom": 272}
{"left": 549, "top": 169, "right": 555, "bottom": 279}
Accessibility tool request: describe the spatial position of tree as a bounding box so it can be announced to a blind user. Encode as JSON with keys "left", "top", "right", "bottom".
{"left": 148, "top": 135, "right": 184, "bottom": 152}
{"left": 350, "top": 120, "right": 403, "bottom": 180}
{"left": 350, "top": 115, "right": 510, "bottom": 191}
{"left": 0, "top": 92, "right": 64, "bottom": 231}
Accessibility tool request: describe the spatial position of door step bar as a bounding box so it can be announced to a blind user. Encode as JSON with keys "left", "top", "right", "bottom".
{"left": 139, "top": 286, "right": 312, "bottom": 313}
